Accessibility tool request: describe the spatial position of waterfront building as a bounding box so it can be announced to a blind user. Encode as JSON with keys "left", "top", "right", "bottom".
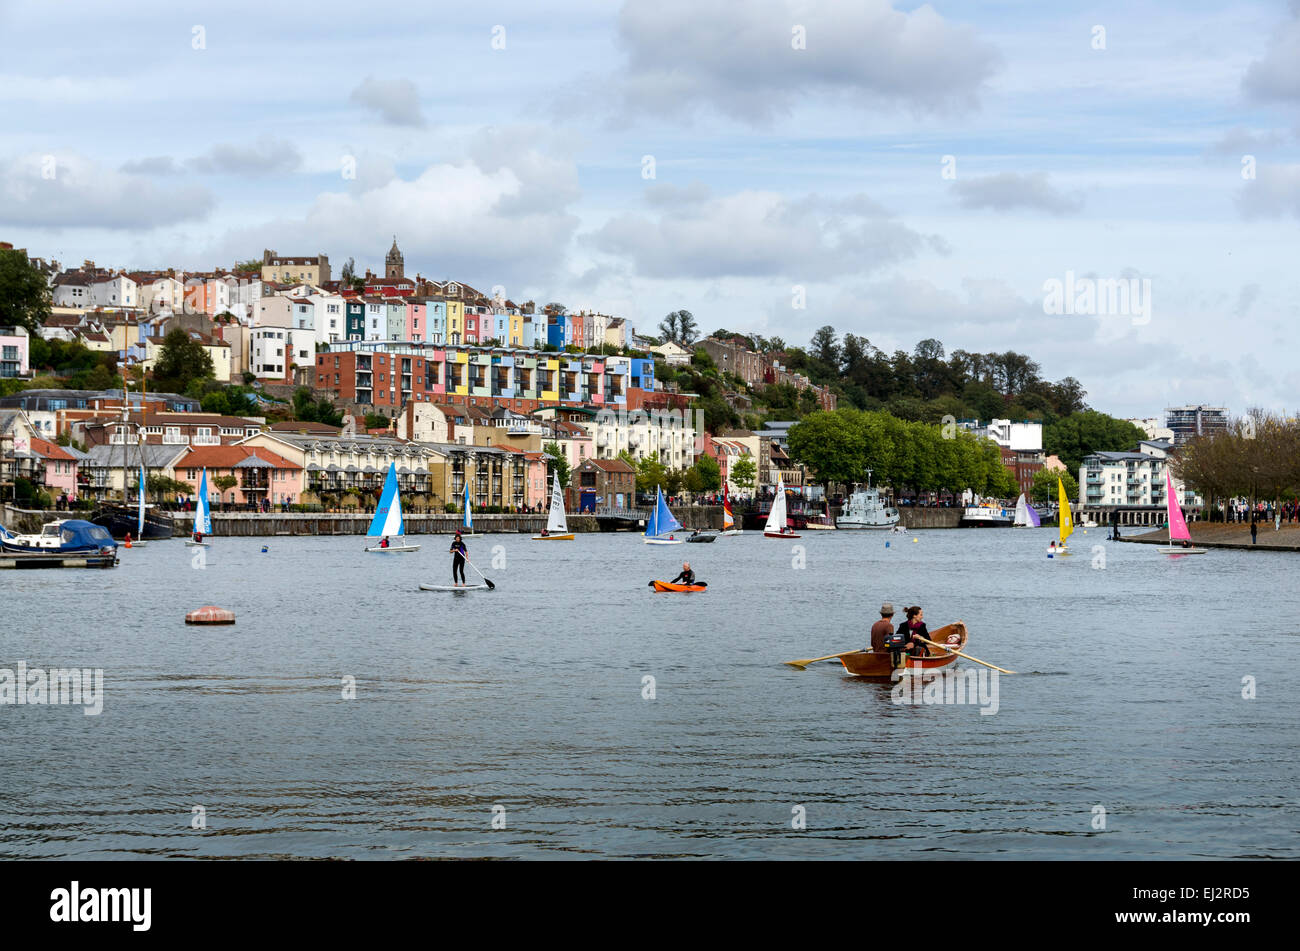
{"left": 1079, "top": 439, "right": 1201, "bottom": 522}
{"left": 78, "top": 443, "right": 190, "bottom": 500}
{"left": 1164, "top": 405, "right": 1228, "bottom": 445}
{"left": 174, "top": 444, "right": 304, "bottom": 508}
{"left": 1, "top": 326, "right": 29, "bottom": 379}
{"left": 572, "top": 456, "right": 636, "bottom": 512}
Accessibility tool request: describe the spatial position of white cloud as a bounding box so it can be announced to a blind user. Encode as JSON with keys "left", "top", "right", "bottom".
{"left": 349, "top": 77, "right": 426, "bottom": 127}
{"left": 1242, "top": 10, "right": 1300, "bottom": 103}
{"left": 119, "top": 156, "right": 179, "bottom": 176}
{"left": 1236, "top": 163, "right": 1300, "bottom": 218}
{"left": 608, "top": 0, "right": 1001, "bottom": 123}
{"left": 952, "top": 172, "right": 1084, "bottom": 216}
{"left": 587, "top": 185, "right": 934, "bottom": 280}
{"left": 0, "top": 152, "right": 212, "bottom": 230}
{"left": 210, "top": 152, "right": 580, "bottom": 288}
{"left": 187, "top": 137, "right": 301, "bottom": 177}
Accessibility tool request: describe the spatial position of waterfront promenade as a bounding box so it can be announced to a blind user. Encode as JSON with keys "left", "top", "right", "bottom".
{"left": 1122, "top": 522, "right": 1300, "bottom": 551}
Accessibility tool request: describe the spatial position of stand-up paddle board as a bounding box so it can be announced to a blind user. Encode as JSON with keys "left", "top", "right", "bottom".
{"left": 418, "top": 583, "right": 493, "bottom": 592}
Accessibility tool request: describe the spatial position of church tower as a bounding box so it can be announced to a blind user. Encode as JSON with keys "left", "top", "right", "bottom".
{"left": 385, "top": 236, "right": 404, "bottom": 280}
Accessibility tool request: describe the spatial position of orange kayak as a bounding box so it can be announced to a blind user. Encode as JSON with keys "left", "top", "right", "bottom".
{"left": 651, "top": 580, "right": 707, "bottom": 593}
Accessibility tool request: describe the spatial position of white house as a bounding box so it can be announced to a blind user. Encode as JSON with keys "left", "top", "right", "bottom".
{"left": 308, "top": 294, "right": 346, "bottom": 344}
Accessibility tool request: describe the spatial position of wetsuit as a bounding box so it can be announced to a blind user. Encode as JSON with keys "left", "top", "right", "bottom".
{"left": 450, "top": 538, "right": 467, "bottom": 584}
{"left": 670, "top": 569, "right": 696, "bottom": 585}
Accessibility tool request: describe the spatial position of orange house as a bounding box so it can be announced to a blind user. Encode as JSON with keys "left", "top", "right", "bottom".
{"left": 175, "top": 445, "right": 304, "bottom": 507}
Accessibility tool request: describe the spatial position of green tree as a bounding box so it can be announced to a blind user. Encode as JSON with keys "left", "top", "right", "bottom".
{"left": 1044, "top": 411, "right": 1146, "bottom": 472}
{"left": 1030, "top": 467, "right": 1079, "bottom": 505}
{"left": 690, "top": 453, "right": 722, "bottom": 492}
{"left": 634, "top": 455, "right": 667, "bottom": 493}
{"left": 0, "top": 249, "right": 52, "bottom": 334}
{"left": 658, "top": 309, "right": 699, "bottom": 346}
{"left": 543, "top": 441, "right": 571, "bottom": 486}
{"left": 730, "top": 456, "right": 756, "bottom": 491}
{"left": 153, "top": 328, "right": 214, "bottom": 393}
{"left": 212, "top": 474, "right": 238, "bottom": 497}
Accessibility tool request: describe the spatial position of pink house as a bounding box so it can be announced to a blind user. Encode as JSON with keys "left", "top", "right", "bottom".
{"left": 30, "top": 437, "right": 79, "bottom": 500}
{"left": 406, "top": 301, "right": 426, "bottom": 341}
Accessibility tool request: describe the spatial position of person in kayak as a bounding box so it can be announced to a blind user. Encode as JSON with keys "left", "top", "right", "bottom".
{"left": 897, "top": 605, "right": 930, "bottom": 657}
{"left": 449, "top": 530, "right": 468, "bottom": 586}
{"left": 669, "top": 562, "right": 696, "bottom": 585}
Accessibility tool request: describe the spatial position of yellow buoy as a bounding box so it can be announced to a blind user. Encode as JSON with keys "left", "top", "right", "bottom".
{"left": 912, "top": 537, "right": 918, "bottom": 543}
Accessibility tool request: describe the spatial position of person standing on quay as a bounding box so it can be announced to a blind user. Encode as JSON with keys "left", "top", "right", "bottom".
{"left": 1251, "top": 519, "right": 1258, "bottom": 545}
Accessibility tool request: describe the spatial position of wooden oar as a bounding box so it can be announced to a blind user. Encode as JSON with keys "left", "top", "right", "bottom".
{"left": 784, "top": 650, "right": 860, "bottom": 670}
{"left": 917, "top": 636, "right": 1015, "bottom": 674}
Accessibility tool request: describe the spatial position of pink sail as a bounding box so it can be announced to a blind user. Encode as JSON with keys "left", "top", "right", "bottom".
{"left": 1166, "top": 470, "right": 1191, "bottom": 541}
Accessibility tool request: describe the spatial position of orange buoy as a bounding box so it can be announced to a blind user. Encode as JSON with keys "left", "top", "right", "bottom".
{"left": 185, "top": 605, "right": 236, "bottom": 625}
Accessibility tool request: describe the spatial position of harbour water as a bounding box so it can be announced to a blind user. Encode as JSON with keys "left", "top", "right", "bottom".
{"left": 2, "top": 529, "right": 1296, "bottom": 859}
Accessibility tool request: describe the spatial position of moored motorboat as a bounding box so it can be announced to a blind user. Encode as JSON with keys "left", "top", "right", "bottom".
{"left": 837, "top": 622, "right": 968, "bottom": 679}
{"left": 837, "top": 468, "right": 899, "bottom": 529}
{"left": 0, "top": 519, "right": 119, "bottom": 556}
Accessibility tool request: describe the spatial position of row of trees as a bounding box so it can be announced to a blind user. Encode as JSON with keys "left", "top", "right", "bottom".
{"left": 1174, "top": 411, "right": 1300, "bottom": 511}
{"left": 786, "top": 409, "right": 1019, "bottom": 498}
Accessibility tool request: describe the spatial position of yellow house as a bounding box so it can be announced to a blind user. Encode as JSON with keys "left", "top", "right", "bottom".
{"left": 446, "top": 300, "right": 464, "bottom": 345}
{"left": 508, "top": 313, "right": 524, "bottom": 348}
{"left": 540, "top": 357, "right": 559, "bottom": 402}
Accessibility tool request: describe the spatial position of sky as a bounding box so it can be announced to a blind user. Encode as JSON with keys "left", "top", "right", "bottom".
{"left": 2, "top": 0, "right": 1298, "bottom": 418}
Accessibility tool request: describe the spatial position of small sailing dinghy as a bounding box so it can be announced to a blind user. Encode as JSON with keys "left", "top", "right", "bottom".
{"left": 185, "top": 468, "right": 213, "bottom": 547}
{"left": 459, "top": 481, "right": 483, "bottom": 537}
{"left": 364, "top": 463, "right": 421, "bottom": 552}
{"left": 720, "top": 483, "right": 742, "bottom": 536}
{"left": 128, "top": 462, "right": 150, "bottom": 547}
{"left": 1013, "top": 493, "right": 1041, "bottom": 528}
{"left": 644, "top": 487, "right": 684, "bottom": 544}
{"left": 764, "top": 476, "right": 801, "bottom": 539}
{"left": 1048, "top": 478, "right": 1072, "bottom": 555}
{"left": 1156, "top": 471, "right": 1207, "bottom": 554}
{"left": 532, "top": 472, "right": 575, "bottom": 540}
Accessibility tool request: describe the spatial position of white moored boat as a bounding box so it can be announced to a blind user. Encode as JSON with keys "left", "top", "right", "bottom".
{"left": 836, "top": 469, "right": 899, "bottom": 529}
{"left": 1013, "top": 493, "right": 1041, "bottom": 528}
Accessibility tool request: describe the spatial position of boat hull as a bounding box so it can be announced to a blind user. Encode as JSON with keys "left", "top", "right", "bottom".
{"left": 719, "top": 529, "right": 743, "bottom": 536}
{"left": 91, "top": 504, "right": 175, "bottom": 540}
{"left": 644, "top": 537, "right": 683, "bottom": 545}
{"left": 652, "top": 581, "right": 707, "bottom": 592}
{"left": 686, "top": 534, "right": 717, "bottom": 543}
{"left": 1156, "top": 546, "right": 1208, "bottom": 554}
{"left": 531, "top": 534, "right": 575, "bottom": 540}
{"left": 366, "top": 544, "right": 421, "bottom": 552}
{"left": 765, "top": 531, "right": 801, "bottom": 539}
{"left": 839, "top": 623, "right": 968, "bottom": 678}
{"left": 837, "top": 521, "right": 897, "bottom": 529}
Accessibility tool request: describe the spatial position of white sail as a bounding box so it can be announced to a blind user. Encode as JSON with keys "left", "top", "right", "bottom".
{"left": 1014, "top": 493, "right": 1029, "bottom": 526}
{"left": 765, "top": 477, "right": 788, "bottom": 533}
{"left": 546, "top": 472, "right": 568, "bottom": 533}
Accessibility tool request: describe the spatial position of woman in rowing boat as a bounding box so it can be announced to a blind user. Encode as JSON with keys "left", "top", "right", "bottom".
{"left": 897, "top": 606, "right": 930, "bottom": 657}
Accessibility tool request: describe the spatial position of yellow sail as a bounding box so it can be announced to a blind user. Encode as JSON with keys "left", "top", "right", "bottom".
{"left": 1057, "top": 478, "right": 1073, "bottom": 545}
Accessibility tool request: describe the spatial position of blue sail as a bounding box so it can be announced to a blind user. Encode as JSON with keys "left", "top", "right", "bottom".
{"left": 463, "top": 481, "right": 473, "bottom": 530}
{"left": 645, "top": 487, "right": 682, "bottom": 537}
{"left": 367, "top": 464, "right": 404, "bottom": 537}
{"left": 196, "top": 468, "right": 212, "bottom": 535}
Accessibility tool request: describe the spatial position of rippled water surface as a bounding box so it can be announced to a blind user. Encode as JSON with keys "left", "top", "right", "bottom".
{"left": 2, "top": 528, "right": 1297, "bottom": 859}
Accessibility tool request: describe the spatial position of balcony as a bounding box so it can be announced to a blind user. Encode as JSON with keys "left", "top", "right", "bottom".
{"left": 192, "top": 435, "right": 221, "bottom": 446}
{"left": 162, "top": 433, "right": 188, "bottom": 445}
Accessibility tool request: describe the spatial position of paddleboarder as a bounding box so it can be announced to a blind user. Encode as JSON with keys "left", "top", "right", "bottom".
{"left": 449, "top": 530, "right": 468, "bottom": 586}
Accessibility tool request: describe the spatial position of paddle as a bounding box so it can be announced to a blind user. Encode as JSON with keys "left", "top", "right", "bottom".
{"left": 464, "top": 558, "right": 495, "bottom": 590}
{"left": 916, "top": 635, "right": 1015, "bottom": 674}
{"left": 784, "top": 650, "right": 860, "bottom": 670}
